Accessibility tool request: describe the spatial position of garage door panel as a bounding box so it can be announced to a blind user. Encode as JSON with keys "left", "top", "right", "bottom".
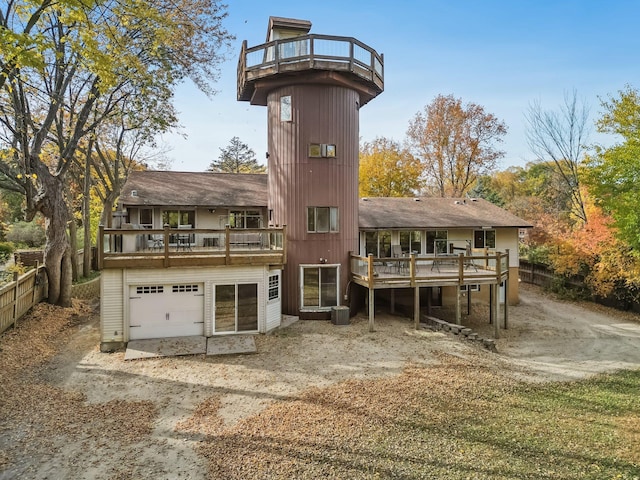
{"left": 129, "top": 284, "right": 204, "bottom": 340}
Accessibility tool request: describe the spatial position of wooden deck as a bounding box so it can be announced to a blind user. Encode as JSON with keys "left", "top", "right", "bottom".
{"left": 350, "top": 252, "right": 509, "bottom": 289}
{"left": 350, "top": 252, "right": 510, "bottom": 336}
{"left": 98, "top": 226, "right": 286, "bottom": 270}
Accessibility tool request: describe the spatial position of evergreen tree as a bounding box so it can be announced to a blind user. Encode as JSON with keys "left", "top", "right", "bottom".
{"left": 208, "top": 137, "right": 266, "bottom": 173}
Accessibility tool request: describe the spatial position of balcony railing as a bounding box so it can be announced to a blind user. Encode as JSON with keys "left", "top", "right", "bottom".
{"left": 238, "top": 33, "right": 384, "bottom": 103}
{"left": 98, "top": 226, "right": 286, "bottom": 269}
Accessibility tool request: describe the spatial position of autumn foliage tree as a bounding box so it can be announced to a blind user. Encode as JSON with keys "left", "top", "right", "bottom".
{"left": 585, "top": 85, "right": 640, "bottom": 251}
{"left": 525, "top": 91, "right": 590, "bottom": 225}
{"left": 547, "top": 195, "right": 640, "bottom": 303}
{"left": 0, "top": 0, "right": 232, "bottom": 305}
{"left": 358, "top": 137, "right": 422, "bottom": 197}
{"left": 406, "top": 94, "right": 507, "bottom": 197}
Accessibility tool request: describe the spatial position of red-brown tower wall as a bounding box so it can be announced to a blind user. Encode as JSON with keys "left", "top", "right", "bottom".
{"left": 267, "top": 84, "right": 360, "bottom": 316}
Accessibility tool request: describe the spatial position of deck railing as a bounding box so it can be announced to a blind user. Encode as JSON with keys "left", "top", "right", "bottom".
{"left": 238, "top": 33, "right": 384, "bottom": 101}
{"left": 350, "top": 250, "right": 510, "bottom": 288}
{"left": 98, "top": 225, "right": 286, "bottom": 269}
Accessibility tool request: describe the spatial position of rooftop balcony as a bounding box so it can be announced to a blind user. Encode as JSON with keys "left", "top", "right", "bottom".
{"left": 98, "top": 226, "right": 286, "bottom": 270}
{"left": 237, "top": 34, "right": 384, "bottom": 105}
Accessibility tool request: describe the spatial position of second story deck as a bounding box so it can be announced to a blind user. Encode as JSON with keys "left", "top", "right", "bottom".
{"left": 237, "top": 34, "right": 384, "bottom": 105}
{"left": 351, "top": 251, "right": 510, "bottom": 290}
{"left": 98, "top": 226, "right": 286, "bottom": 270}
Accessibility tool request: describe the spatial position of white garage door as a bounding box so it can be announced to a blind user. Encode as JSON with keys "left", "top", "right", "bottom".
{"left": 129, "top": 284, "right": 204, "bottom": 340}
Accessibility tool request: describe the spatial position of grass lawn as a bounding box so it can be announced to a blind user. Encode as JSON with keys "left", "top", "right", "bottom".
{"left": 192, "top": 354, "right": 640, "bottom": 479}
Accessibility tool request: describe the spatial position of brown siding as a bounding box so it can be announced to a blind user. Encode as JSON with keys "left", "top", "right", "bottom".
{"left": 267, "top": 85, "right": 360, "bottom": 315}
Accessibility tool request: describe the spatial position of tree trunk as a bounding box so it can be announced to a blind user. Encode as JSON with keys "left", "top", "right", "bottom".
{"left": 83, "top": 139, "right": 94, "bottom": 276}
{"left": 69, "top": 216, "right": 78, "bottom": 282}
{"left": 36, "top": 171, "right": 73, "bottom": 307}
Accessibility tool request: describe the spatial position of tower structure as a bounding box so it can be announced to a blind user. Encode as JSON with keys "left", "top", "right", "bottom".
{"left": 238, "top": 17, "right": 384, "bottom": 317}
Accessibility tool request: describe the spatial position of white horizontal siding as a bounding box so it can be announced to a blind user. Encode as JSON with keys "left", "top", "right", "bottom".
{"left": 101, "top": 270, "right": 124, "bottom": 343}
{"left": 266, "top": 301, "right": 281, "bottom": 332}
{"left": 105, "top": 266, "right": 271, "bottom": 340}
{"left": 265, "top": 269, "right": 282, "bottom": 332}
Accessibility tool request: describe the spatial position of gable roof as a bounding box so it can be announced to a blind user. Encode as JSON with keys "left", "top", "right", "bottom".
{"left": 119, "top": 171, "right": 531, "bottom": 229}
{"left": 120, "top": 171, "right": 268, "bottom": 208}
{"left": 359, "top": 197, "right": 532, "bottom": 229}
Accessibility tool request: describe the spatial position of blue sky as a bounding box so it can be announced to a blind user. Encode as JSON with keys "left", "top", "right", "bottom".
{"left": 161, "top": 0, "right": 640, "bottom": 172}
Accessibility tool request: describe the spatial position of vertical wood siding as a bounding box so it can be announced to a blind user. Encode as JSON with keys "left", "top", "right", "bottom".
{"left": 268, "top": 85, "right": 360, "bottom": 314}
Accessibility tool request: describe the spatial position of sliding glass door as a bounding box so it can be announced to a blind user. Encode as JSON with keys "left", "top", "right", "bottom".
{"left": 214, "top": 283, "right": 258, "bottom": 333}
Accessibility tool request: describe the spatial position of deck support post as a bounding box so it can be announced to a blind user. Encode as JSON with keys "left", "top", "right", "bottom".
{"left": 367, "top": 253, "right": 375, "bottom": 332}
{"left": 414, "top": 286, "right": 420, "bottom": 329}
{"left": 504, "top": 249, "right": 510, "bottom": 329}
{"left": 390, "top": 289, "right": 395, "bottom": 314}
{"left": 455, "top": 285, "right": 461, "bottom": 325}
{"left": 493, "top": 282, "right": 499, "bottom": 339}
{"left": 489, "top": 284, "right": 493, "bottom": 324}
{"left": 368, "top": 288, "right": 375, "bottom": 332}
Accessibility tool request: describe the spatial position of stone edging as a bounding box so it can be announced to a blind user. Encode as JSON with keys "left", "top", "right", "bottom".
{"left": 421, "top": 314, "right": 497, "bottom": 352}
{"left": 71, "top": 275, "right": 100, "bottom": 299}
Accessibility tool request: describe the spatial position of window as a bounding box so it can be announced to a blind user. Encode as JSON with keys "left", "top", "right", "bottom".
{"left": 136, "top": 286, "right": 163, "bottom": 294}
{"left": 139, "top": 208, "right": 153, "bottom": 228}
{"left": 280, "top": 95, "right": 292, "bottom": 122}
{"left": 460, "top": 284, "right": 480, "bottom": 292}
{"left": 229, "top": 210, "right": 262, "bottom": 229}
{"left": 172, "top": 284, "right": 199, "bottom": 293}
{"left": 301, "top": 266, "right": 339, "bottom": 310}
{"left": 268, "top": 275, "right": 279, "bottom": 301}
{"left": 307, "top": 207, "right": 338, "bottom": 233}
{"left": 400, "top": 231, "right": 422, "bottom": 254}
{"left": 426, "top": 230, "right": 448, "bottom": 254}
{"left": 364, "top": 231, "right": 391, "bottom": 257}
{"left": 308, "top": 143, "right": 337, "bottom": 158}
{"left": 162, "top": 210, "right": 195, "bottom": 228}
{"left": 474, "top": 229, "right": 496, "bottom": 249}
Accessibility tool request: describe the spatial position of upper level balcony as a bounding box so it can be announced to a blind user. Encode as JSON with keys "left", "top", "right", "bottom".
{"left": 98, "top": 226, "right": 286, "bottom": 270}
{"left": 237, "top": 34, "right": 384, "bottom": 106}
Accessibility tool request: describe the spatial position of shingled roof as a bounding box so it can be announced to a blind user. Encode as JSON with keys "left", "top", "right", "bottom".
{"left": 359, "top": 197, "right": 532, "bottom": 229}
{"left": 120, "top": 171, "right": 268, "bottom": 208}
{"left": 119, "top": 171, "right": 531, "bottom": 229}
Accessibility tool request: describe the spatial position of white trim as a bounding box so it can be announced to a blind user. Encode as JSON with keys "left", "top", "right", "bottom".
{"left": 299, "top": 263, "right": 341, "bottom": 312}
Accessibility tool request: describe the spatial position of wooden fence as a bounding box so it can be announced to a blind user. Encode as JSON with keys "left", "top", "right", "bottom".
{"left": 519, "top": 259, "right": 640, "bottom": 312}
{"left": 0, "top": 264, "right": 48, "bottom": 335}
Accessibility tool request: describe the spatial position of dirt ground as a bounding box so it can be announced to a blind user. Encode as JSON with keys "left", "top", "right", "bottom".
{"left": 1, "top": 283, "right": 640, "bottom": 479}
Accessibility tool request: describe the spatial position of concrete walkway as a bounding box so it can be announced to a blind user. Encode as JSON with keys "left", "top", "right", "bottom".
{"left": 125, "top": 334, "right": 256, "bottom": 360}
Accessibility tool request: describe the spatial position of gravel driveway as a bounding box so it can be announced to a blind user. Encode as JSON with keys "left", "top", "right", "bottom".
{"left": 1, "top": 284, "right": 639, "bottom": 479}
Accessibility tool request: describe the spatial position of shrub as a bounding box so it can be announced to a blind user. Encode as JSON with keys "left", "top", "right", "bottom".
{"left": 6, "top": 221, "right": 46, "bottom": 247}
{"left": 0, "top": 241, "right": 15, "bottom": 263}
{"left": 6, "top": 261, "right": 27, "bottom": 276}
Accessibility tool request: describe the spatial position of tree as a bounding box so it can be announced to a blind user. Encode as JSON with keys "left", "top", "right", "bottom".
{"left": 406, "top": 94, "right": 507, "bottom": 197}
{"left": 208, "top": 137, "right": 265, "bottom": 173}
{"left": 585, "top": 85, "right": 640, "bottom": 250}
{"left": 525, "top": 90, "right": 590, "bottom": 225}
{"left": 359, "top": 137, "right": 422, "bottom": 197}
{"left": 0, "top": 0, "right": 232, "bottom": 305}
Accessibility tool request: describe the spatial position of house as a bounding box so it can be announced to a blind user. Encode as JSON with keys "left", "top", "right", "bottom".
{"left": 99, "top": 170, "right": 531, "bottom": 350}
{"left": 99, "top": 171, "right": 285, "bottom": 350}
{"left": 354, "top": 197, "right": 531, "bottom": 332}
{"left": 98, "top": 16, "right": 531, "bottom": 350}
